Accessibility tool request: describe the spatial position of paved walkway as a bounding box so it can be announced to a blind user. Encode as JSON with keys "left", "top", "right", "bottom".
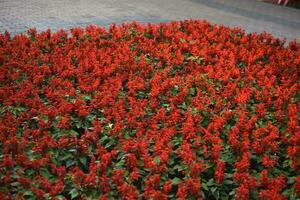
{"left": 0, "top": 0, "right": 299, "bottom": 41}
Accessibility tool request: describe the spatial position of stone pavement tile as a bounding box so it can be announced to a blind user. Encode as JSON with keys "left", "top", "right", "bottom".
{"left": 0, "top": 0, "right": 299, "bottom": 41}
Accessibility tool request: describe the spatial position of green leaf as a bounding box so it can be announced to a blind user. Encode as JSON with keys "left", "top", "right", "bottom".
{"left": 211, "top": 187, "right": 217, "bottom": 193}
{"left": 178, "top": 102, "right": 187, "bottom": 110}
{"left": 25, "top": 169, "right": 35, "bottom": 178}
{"left": 201, "top": 111, "right": 210, "bottom": 127}
{"left": 202, "top": 182, "right": 209, "bottom": 191}
{"left": 40, "top": 167, "right": 51, "bottom": 179}
{"left": 223, "top": 180, "right": 234, "bottom": 185}
{"left": 69, "top": 188, "right": 79, "bottom": 199}
{"left": 174, "top": 164, "right": 186, "bottom": 172}
{"left": 79, "top": 157, "right": 88, "bottom": 167}
{"left": 108, "top": 123, "right": 114, "bottom": 128}
{"left": 99, "top": 135, "right": 109, "bottom": 144}
{"left": 287, "top": 177, "right": 295, "bottom": 185}
{"left": 144, "top": 54, "right": 151, "bottom": 63}
{"left": 134, "top": 56, "right": 140, "bottom": 61}
{"left": 207, "top": 178, "right": 215, "bottom": 186}
{"left": 66, "top": 159, "right": 76, "bottom": 169}
{"left": 117, "top": 152, "right": 126, "bottom": 160}
{"left": 283, "top": 159, "right": 291, "bottom": 168}
{"left": 86, "top": 114, "right": 96, "bottom": 122}
{"left": 61, "top": 152, "right": 73, "bottom": 161}
{"left": 188, "top": 87, "right": 197, "bottom": 96}
{"left": 144, "top": 32, "right": 153, "bottom": 39}
{"left": 212, "top": 189, "right": 219, "bottom": 199}
{"left": 170, "top": 85, "right": 180, "bottom": 96}
{"left": 154, "top": 156, "right": 160, "bottom": 165}
{"left": 172, "top": 177, "right": 181, "bottom": 185}
{"left": 282, "top": 188, "right": 298, "bottom": 199}
{"left": 104, "top": 139, "right": 114, "bottom": 149}
{"left": 82, "top": 94, "right": 92, "bottom": 101}
{"left": 187, "top": 56, "right": 205, "bottom": 64}
{"left": 128, "top": 28, "right": 136, "bottom": 36}
{"left": 237, "top": 62, "right": 246, "bottom": 69}
{"left": 136, "top": 90, "right": 148, "bottom": 98}
{"left": 229, "top": 190, "right": 235, "bottom": 196}
{"left": 115, "top": 160, "right": 126, "bottom": 168}
{"left": 70, "top": 129, "right": 79, "bottom": 137}
{"left": 23, "top": 190, "right": 34, "bottom": 197}
{"left": 10, "top": 182, "right": 20, "bottom": 187}
{"left": 55, "top": 195, "right": 66, "bottom": 200}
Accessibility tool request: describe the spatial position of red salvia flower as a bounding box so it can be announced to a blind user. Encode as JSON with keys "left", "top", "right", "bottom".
{"left": 0, "top": 20, "right": 298, "bottom": 199}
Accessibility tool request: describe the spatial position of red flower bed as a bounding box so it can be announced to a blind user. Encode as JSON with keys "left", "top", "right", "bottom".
{"left": 0, "top": 20, "right": 299, "bottom": 199}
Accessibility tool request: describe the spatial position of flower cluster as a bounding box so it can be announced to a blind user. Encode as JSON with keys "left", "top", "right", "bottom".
{"left": 0, "top": 20, "right": 299, "bottom": 199}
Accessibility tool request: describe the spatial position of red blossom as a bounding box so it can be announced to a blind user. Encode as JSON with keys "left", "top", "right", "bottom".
{"left": 0, "top": 20, "right": 298, "bottom": 199}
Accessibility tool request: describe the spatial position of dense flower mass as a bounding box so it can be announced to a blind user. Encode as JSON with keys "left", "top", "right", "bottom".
{"left": 0, "top": 20, "right": 299, "bottom": 199}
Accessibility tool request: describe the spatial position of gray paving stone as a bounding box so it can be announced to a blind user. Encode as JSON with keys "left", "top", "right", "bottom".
{"left": 0, "top": 0, "right": 299, "bottom": 41}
